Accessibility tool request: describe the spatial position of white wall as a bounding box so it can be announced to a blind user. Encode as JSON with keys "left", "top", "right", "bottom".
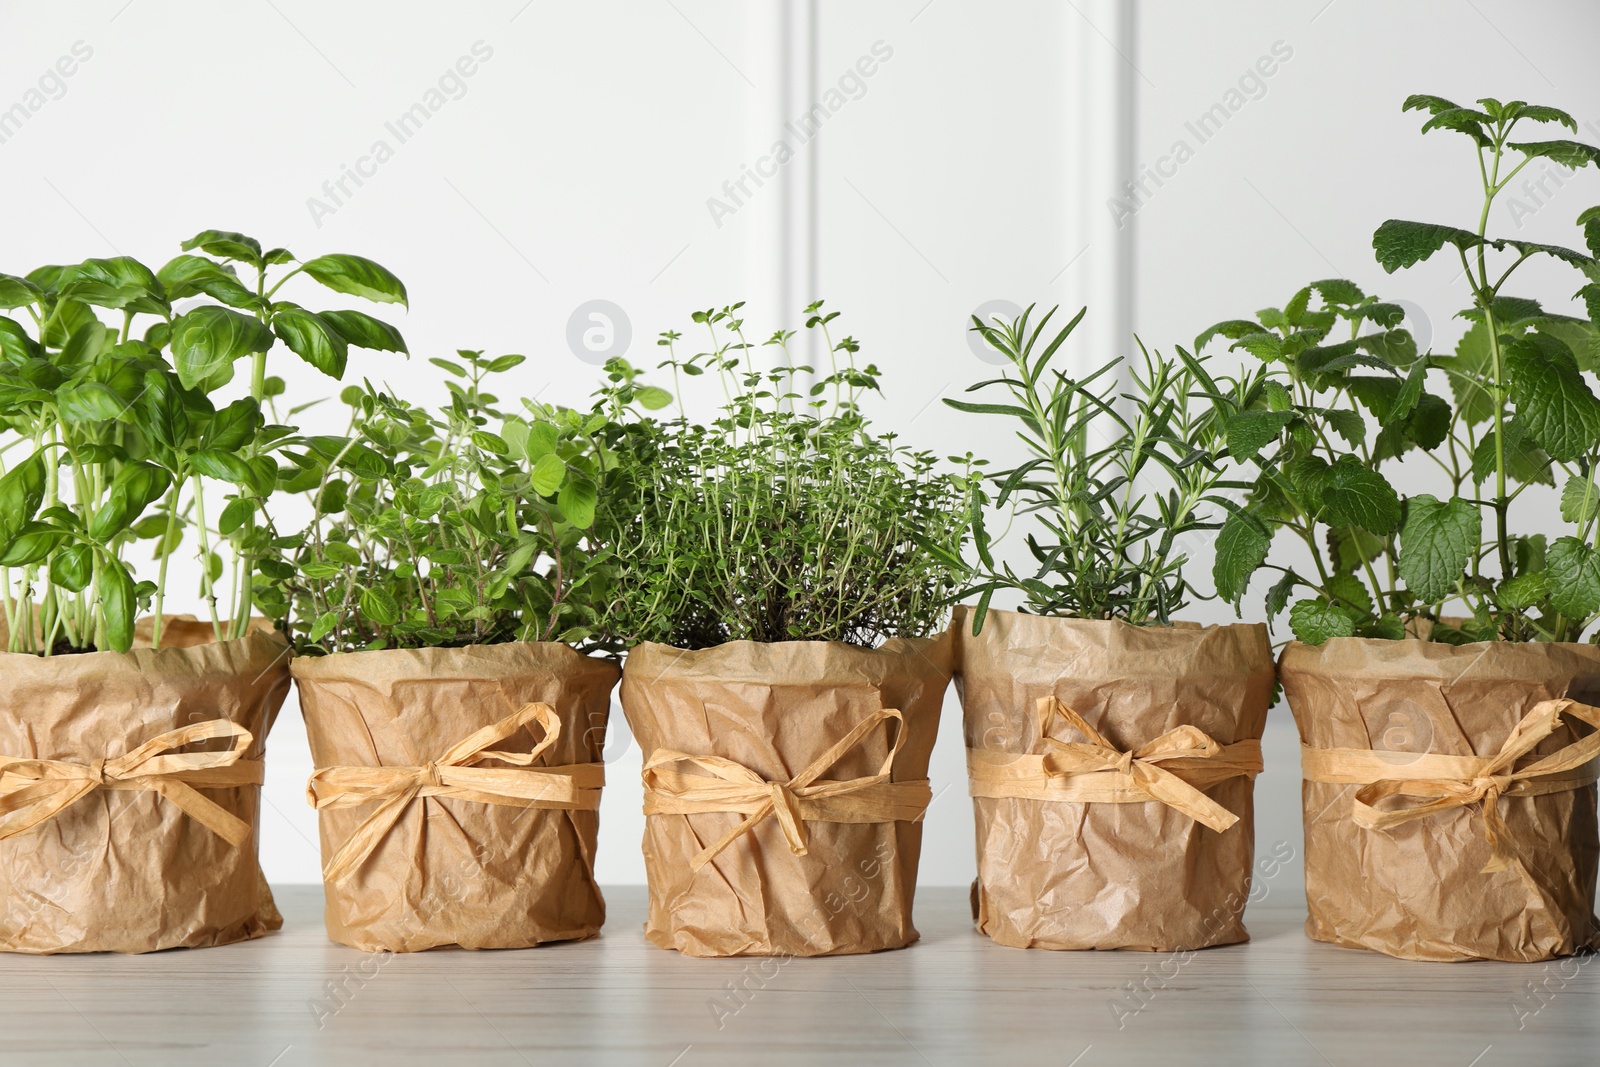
{"left": 4, "top": 0, "right": 1598, "bottom": 896}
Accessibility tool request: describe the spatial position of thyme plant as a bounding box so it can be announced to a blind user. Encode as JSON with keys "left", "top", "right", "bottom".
{"left": 597, "top": 302, "right": 975, "bottom": 649}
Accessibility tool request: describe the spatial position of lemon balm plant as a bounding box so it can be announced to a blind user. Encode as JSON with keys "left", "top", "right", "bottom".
{"left": 1370, "top": 95, "right": 1600, "bottom": 642}
{"left": 0, "top": 230, "right": 406, "bottom": 653}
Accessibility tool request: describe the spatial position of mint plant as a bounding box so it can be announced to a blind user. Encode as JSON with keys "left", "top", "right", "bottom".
{"left": 268, "top": 350, "right": 668, "bottom": 655}
{"left": 597, "top": 302, "right": 975, "bottom": 649}
{"left": 0, "top": 231, "right": 406, "bottom": 653}
{"left": 1372, "top": 95, "right": 1600, "bottom": 642}
{"left": 1195, "top": 281, "right": 1437, "bottom": 644}
{"left": 942, "top": 305, "right": 1225, "bottom": 631}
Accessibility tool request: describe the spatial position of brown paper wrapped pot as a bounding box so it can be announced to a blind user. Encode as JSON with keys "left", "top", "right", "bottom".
{"left": 293, "top": 642, "right": 619, "bottom": 952}
{"left": 1281, "top": 636, "right": 1600, "bottom": 962}
{"left": 622, "top": 635, "right": 952, "bottom": 957}
{"left": 0, "top": 630, "right": 291, "bottom": 954}
{"left": 955, "top": 608, "right": 1275, "bottom": 951}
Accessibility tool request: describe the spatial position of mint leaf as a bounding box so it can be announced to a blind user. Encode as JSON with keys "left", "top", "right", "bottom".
{"left": 1322, "top": 457, "right": 1401, "bottom": 534}
{"left": 1507, "top": 140, "right": 1600, "bottom": 171}
{"left": 1194, "top": 319, "right": 1265, "bottom": 352}
{"left": 1547, "top": 536, "right": 1600, "bottom": 618}
{"left": 1289, "top": 599, "right": 1357, "bottom": 645}
{"left": 1214, "top": 511, "right": 1271, "bottom": 602}
{"left": 1265, "top": 568, "right": 1302, "bottom": 617}
{"left": 1373, "top": 219, "right": 1485, "bottom": 273}
{"left": 1326, "top": 572, "right": 1374, "bottom": 617}
{"left": 1226, "top": 410, "right": 1294, "bottom": 459}
{"left": 1398, "top": 493, "right": 1480, "bottom": 602}
{"left": 1311, "top": 279, "right": 1366, "bottom": 306}
{"left": 1562, "top": 475, "right": 1600, "bottom": 523}
{"left": 1496, "top": 571, "right": 1550, "bottom": 610}
{"left": 1507, "top": 333, "right": 1600, "bottom": 461}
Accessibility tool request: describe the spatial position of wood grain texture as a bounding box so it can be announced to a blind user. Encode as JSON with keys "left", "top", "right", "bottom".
{"left": 0, "top": 885, "right": 1595, "bottom": 1065}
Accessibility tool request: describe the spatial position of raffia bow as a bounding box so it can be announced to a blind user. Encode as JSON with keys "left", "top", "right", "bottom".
{"left": 966, "top": 696, "right": 1262, "bottom": 832}
{"left": 307, "top": 702, "right": 604, "bottom": 884}
{"left": 0, "top": 719, "right": 262, "bottom": 846}
{"left": 641, "top": 706, "right": 931, "bottom": 872}
{"left": 1301, "top": 697, "right": 1600, "bottom": 874}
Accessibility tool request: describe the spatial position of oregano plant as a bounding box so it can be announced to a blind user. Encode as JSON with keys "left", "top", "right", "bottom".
{"left": 267, "top": 350, "right": 668, "bottom": 655}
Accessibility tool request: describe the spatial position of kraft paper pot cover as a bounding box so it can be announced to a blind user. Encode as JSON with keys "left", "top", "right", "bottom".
{"left": 622, "top": 634, "right": 952, "bottom": 957}
{"left": 955, "top": 607, "right": 1275, "bottom": 952}
{"left": 294, "top": 642, "right": 618, "bottom": 952}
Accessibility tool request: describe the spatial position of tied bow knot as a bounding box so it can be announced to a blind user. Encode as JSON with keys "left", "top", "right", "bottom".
{"left": 0, "top": 719, "right": 263, "bottom": 846}
{"left": 641, "top": 707, "right": 932, "bottom": 872}
{"left": 1300, "top": 697, "right": 1600, "bottom": 875}
{"left": 966, "top": 697, "right": 1262, "bottom": 833}
{"left": 307, "top": 702, "right": 605, "bottom": 884}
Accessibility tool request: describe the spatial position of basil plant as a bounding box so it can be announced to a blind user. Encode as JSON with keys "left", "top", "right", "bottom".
{"left": 0, "top": 230, "right": 406, "bottom": 654}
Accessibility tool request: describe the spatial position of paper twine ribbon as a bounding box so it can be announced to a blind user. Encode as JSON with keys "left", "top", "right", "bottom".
{"left": 307, "top": 702, "right": 605, "bottom": 884}
{"left": 966, "top": 696, "right": 1263, "bottom": 832}
{"left": 0, "top": 719, "right": 262, "bottom": 846}
{"left": 641, "top": 706, "right": 932, "bottom": 872}
{"left": 1300, "top": 697, "right": 1600, "bottom": 875}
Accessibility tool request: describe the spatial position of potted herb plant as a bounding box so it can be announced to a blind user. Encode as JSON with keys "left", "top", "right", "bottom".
{"left": 0, "top": 231, "right": 406, "bottom": 953}
{"left": 271, "top": 350, "right": 658, "bottom": 952}
{"left": 1206, "top": 95, "right": 1600, "bottom": 962}
{"left": 603, "top": 303, "right": 973, "bottom": 957}
{"left": 943, "top": 305, "right": 1275, "bottom": 952}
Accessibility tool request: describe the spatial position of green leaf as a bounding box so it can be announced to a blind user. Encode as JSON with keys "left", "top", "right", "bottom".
{"left": 49, "top": 542, "right": 93, "bottom": 592}
{"left": 1325, "top": 572, "right": 1374, "bottom": 618}
{"left": 1230, "top": 333, "right": 1283, "bottom": 362}
{"left": 1402, "top": 94, "right": 1462, "bottom": 116}
{"left": 1420, "top": 107, "right": 1494, "bottom": 146}
{"left": 0, "top": 273, "right": 42, "bottom": 310}
{"left": 1310, "top": 279, "right": 1365, "bottom": 306}
{"left": 322, "top": 542, "right": 361, "bottom": 565}
{"left": 360, "top": 586, "right": 400, "bottom": 626}
{"left": 217, "top": 497, "right": 258, "bottom": 536}
{"left": 320, "top": 309, "right": 408, "bottom": 354}
{"left": 1548, "top": 536, "right": 1600, "bottom": 619}
{"left": 273, "top": 308, "right": 349, "bottom": 379}
{"left": 0, "top": 453, "right": 47, "bottom": 542}
{"left": 181, "top": 229, "right": 263, "bottom": 263}
{"left": 157, "top": 255, "right": 257, "bottom": 308}
{"left": 634, "top": 385, "right": 673, "bottom": 410}
{"left": 1289, "top": 599, "right": 1357, "bottom": 645}
{"left": 1323, "top": 407, "right": 1366, "bottom": 448}
{"left": 99, "top": 555, "right": 136, "bottom": 653}
{"left": 558, "top": 475, "right": 598, "bottom": 528}
{"left": 1470, "top": 423, "right": 1556, "bottom": 487}
{"left": 1398, "top": 494, "right": 1480, "bottom": 603}
{"left": 1265, "top": 568, "right": 1301, "bottom": 617}
{"left": 1194, "top": 319, "right": 1265, "bottom": 352}
{"left": 300, "top": 254, "right": 408, "bottom": 307}
{"left": 0, "top": 521, "right": 68, "bottom": 567}
{"left": 1496, "top": 571, "right": 1550, "bottom": 611}
{"left": 1225, "top": 410, "right": 1293, "bottom": 460}
{"left": 1321, "top": 458, "right": 1401, "bottom": 534}
{"left": 1562, "top": 475, "right": 1600, "bottom": 523}
{"left": 1213, "top": 511, "right": 1270, "bottom": 603}
{"left": 1373, "top": 219, "right": 1485, "bottom": 273}
{"left": 190, "top": 449, "right": 252, "bottom": 483}
{"left": 203, "top": 398, "right": 263, "bottom": 452}
{"left": 470, "top": 430, "right": 508, "bottom": 455}
{"left": 529, "top": 453, "right": 566, "bottom": 495}
{"left": 1439, "top": 319, "right": 1495, "bottom": 425}
{"left": 1506, "top": 333, "right": 1600, "bottom": 461}
{"left": 56, "top": 380, "right": 129, "bottom": 422}
{"left": 88, "top": 461, "right": 171, "bottom": 543}
{"left": 170, "top": 306, "right": 273, "bottom": 391}
{"left": 1507, "top": 140, "right": 1600, "bottom": 171}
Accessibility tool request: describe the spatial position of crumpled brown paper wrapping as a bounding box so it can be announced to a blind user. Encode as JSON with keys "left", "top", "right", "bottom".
{"left": 622, "top": 635, "right": 952, "bottom": 957}
{"left": 955, "top": 608, "right": 1275, "bottom": 951}
{"left": 1282, "top": 637, "right": 1600, "bottom": 962}
{"left": 0, "top": 629, "right": 290, "bottom": 954}
{"left": 293, "top": 642, "right": 619, "bottom": 952}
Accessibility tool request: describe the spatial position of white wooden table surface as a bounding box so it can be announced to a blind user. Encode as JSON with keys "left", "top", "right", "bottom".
{"left": 1, "top": 885, "right": 1595, "bottom": 1066}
